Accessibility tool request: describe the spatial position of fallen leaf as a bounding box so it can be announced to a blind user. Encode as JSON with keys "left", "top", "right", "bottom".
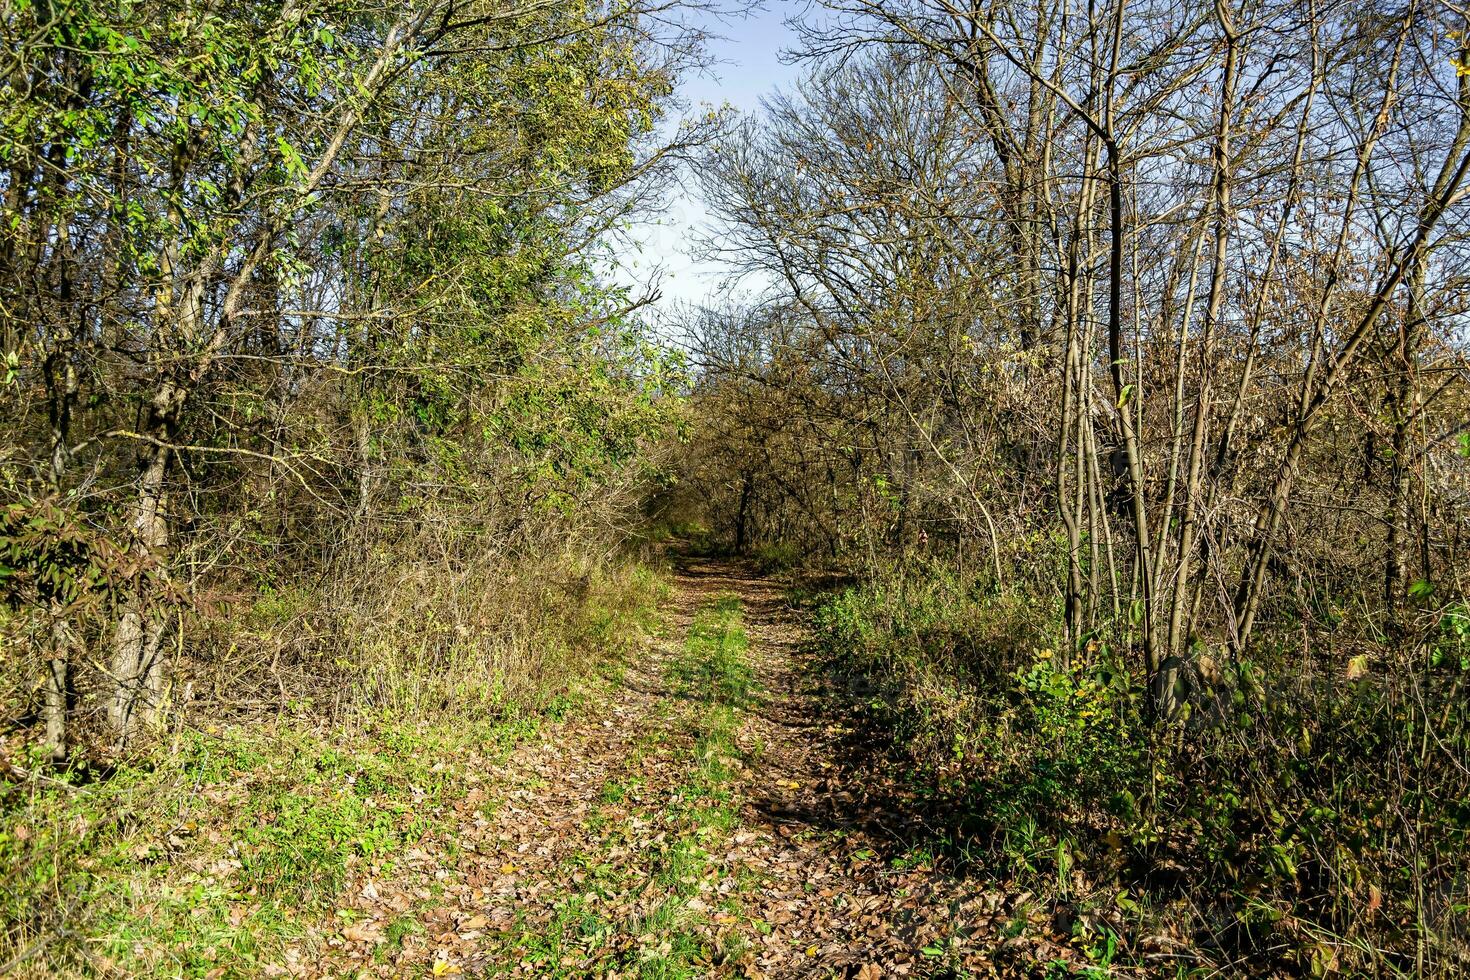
{"left": 342, "top": 922, "right": 379, "bottom": 944}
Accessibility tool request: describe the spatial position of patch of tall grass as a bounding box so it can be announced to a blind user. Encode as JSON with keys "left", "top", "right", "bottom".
{"left": 0, "top": 548, "right": 670, "bottom": 976}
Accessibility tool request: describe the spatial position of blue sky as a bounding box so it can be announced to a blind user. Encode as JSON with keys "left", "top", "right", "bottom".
{"left": 616, "top": 2, "right": 811, "bottom": 314}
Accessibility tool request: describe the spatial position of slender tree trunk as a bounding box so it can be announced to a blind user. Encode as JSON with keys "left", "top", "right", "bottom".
{"left": 1385, "top": 260, "right": 1423, "bottom": 624}
{"left": 36, "top": 95, "right": 84, "bottom": 762}
{"left": 1164, "top": 5, "right": 1238, "bottom": 664}
{"left": 1056, "top": 224, "right": 1085, "bottom": 645}
{"left": 44, "top": 610, "right": 69, "bottom": 763}
{"left": 1104, "top": 143, "right": 1158, "bottom": 673}
{"left": 734, "top": 471, "right": 753, "bottom": 554}
{"left": 108, "top": 390, "right": 178, "bottom": 740}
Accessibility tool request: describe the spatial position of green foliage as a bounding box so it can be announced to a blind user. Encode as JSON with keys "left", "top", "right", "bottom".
{"left": 1431, "top": 601, "right": 1470, "bottom": 670}
{"left": 813, "top": 563, "right": 1470, "bottom": 974}
{"left": 0, "top": 499, "right": 141, "bottom": 611}
{"left": 0, "top": 0, "right": 695, "bottom": 769}
{"left": 751, "top": 541, "right": 800, "bottom": 573}
{"left": 1008, "top": 648, "right": 1142, "bottom": 812}
{"left": 236, "top": 790, "right": 407, "bottom": 905}
{"left": 0, "top": 726, "right": 430, "bottom": 974}
{"left": 1, "top": 0, "right": 369, "bottom": 266}
{"left": 340, "top": 1, "right": 688, "bottom": 519}
{"left": 813, "top": 562, "right": 1053, "bottom": 689}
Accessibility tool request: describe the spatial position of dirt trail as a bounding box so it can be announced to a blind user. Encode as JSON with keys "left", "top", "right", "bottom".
{"left": 676, "top": 560, "right": 1007, "bottom": 977}
{"left": 325, "top": 557, "right": 1017, "bottom": 978}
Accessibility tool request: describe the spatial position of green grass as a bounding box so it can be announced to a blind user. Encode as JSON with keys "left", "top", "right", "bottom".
{"left": 0, "top": 716, "right": 542, "bottom": 977}
{"left": 668, "top": 596, "right": 755, "bottom": 707}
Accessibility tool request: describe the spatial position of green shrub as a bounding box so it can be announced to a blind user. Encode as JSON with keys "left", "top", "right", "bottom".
{"left": 812, "top": 562, "right": 1470, "bottom": 975}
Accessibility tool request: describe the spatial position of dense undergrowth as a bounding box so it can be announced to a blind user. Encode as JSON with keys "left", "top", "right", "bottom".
{"left": 0, "top": 554, "right": 668, "bottom": 977}
{"left": 810, "top": 562, "right": 1470, "bottom": 977}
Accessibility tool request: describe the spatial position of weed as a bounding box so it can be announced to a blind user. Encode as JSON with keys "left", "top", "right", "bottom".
{"left": 811, "top": 564, "right": 1470, "bottom": 975}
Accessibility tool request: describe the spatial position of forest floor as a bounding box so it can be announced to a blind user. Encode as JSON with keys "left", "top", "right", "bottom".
{"left": 309, "top": 556, "right": 1089, "bottom": 980}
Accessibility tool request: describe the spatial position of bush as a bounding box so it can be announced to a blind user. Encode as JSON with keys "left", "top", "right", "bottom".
{"left": 812, "top": 563, "right": 1470, "bottom": 976}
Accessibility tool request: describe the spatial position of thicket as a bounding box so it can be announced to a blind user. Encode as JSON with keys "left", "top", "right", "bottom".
{"left": 674, "top": 0, "right": 1470, "bottom": 974}
{"left": 809, "top": 571, "right": 1468, "bottom": 975}
{"left": 0, "top": 0, "right": 703, "bottom": 969}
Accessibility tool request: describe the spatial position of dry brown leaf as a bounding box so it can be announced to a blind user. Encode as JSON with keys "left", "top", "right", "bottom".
{"left": 342, "top": 922, "right": 379, "bottom": 944}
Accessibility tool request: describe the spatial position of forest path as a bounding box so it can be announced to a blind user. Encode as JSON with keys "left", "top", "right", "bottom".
{"left": 324, "top": 556, "right": 1022, "bottom": 979}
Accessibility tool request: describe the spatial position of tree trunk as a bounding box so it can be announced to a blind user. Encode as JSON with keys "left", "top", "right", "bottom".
{"left": 734, "top": 471, "right": 753, "bottom": 554}
{"left": 44, "top": 611, "right": 69, "bottom": 763}
{"left": 108, "top": 422, "right": 174, "bottom": 741}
